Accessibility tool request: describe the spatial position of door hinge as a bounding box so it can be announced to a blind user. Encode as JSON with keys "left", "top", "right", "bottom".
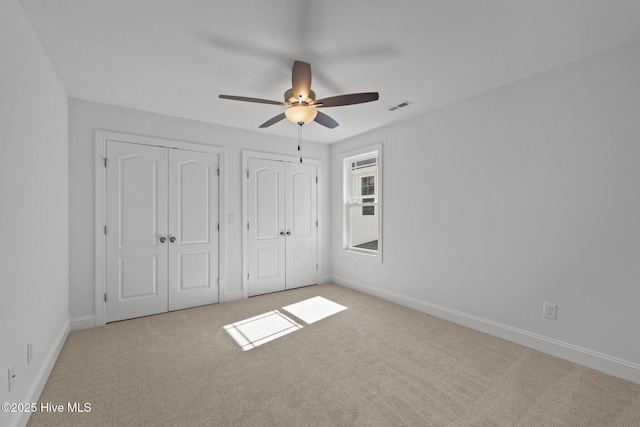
{"left": 247, "top": 170, "right": 249, "bottom": 179}
{"left": 217, "top": 223, "right": 219, "bottom": 231}
{"left": 247, "top": 273, "right": 249, "bottom": 281}
{"left": 104, "top": 225, "right": 107, "bottom": 235}
{"left": 247, "top": 222, "right": 249, "bottom": 230}
{"left": 316, "top": 220, "right": 318, "bottom": 227}
{"left": 104, "top": 293, "right": 107, "bottom": 302}
{"left": 217, "top": 168, "right": 220, "bottom": 176}
{"left": 217, "top": 277, "right": 219, "bottom": 286}
{"left": 316, "top": 176, "right": 318, "bottom": 184}
{"left": 103, "top": 158, "right": 107, "bottom": 168}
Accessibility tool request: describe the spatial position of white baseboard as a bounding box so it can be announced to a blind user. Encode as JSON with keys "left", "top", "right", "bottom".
{"left": 14, "top": 320, "right": 69, "bottom": 427}
{"left": 223, "top": 291, "right": 243, "bottom": 303}
{"left": 332, "top": 276, "right": 640, "bottom": 385}
{"left": 318, "top": 275, "right": 332, "bottom": 285}
{"left": 70, "top": 315, "right": 96, "bottom": 331}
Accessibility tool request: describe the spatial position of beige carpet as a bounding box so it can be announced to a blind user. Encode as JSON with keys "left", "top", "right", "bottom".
{"left": 28, "top": 284, "right": 640, "bottom": 426}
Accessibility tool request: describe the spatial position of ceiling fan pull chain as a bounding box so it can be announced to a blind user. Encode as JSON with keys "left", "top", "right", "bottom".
{"left": 298, "top": 122, "right": 303, "bottom": 163}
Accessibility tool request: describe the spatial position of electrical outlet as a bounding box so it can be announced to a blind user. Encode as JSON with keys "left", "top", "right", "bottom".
{"left": 544, "top": 303, "right": 557, "bottom": 320}
{"left": 8, "top": 365, "right": 15, "bottom": 392}
{"left": 27, "top": 342, "right": 33, "bottom": 365}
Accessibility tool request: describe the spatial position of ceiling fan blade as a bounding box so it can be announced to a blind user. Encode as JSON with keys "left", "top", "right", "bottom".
{"left": 259, "top": 113, "right": 287, "bottom": 128}
{"left": 292, "top": 60, "right": 312, "bottom": 100}
{"left": 314, "top": 92, "right": 379, "bottom": 108}
{"left": 219, "top": 95, "right": 286, "bottom": 106}
{"left": 314, "top": 111, "right": 339, "bottom": 129}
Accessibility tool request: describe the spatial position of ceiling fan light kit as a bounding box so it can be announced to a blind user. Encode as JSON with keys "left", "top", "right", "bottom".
{"left": 284, "top": 105, "right": 317, "bottom": 124}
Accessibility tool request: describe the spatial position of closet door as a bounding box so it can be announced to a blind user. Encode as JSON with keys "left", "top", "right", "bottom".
{"left": 168, "top": 149, "right": 219, "bottom": 310}
{"left": 285, "top": 162, "right": 317, "bottom": 289}
{"left": 106, "top": 141, "right": 169, "bottom": 322}
{"left": 246, "top": 158, "right": 318, "bottom": 297}
{"left": 247, "top": 158, "right": 286, "bottom": 296}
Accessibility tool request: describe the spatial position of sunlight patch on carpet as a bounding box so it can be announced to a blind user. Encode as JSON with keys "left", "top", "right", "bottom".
{"left": 282, "top": 296, "right": 347, "bottom": 324}
{"left": 224, "top": 310, "right": 302, "bottom": 351}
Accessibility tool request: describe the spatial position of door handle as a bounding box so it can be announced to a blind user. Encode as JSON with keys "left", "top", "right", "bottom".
{"left": 159, "top": 236, "right": 167, "bottom": 243}
{"left": 280, "top": 231, "right": 285, "bottom": 236}
{"left": 286, "top": 231, "right": 291, "bottom": 236}
{"left": 169, "top": 236, "right": 176, "bottom": 243}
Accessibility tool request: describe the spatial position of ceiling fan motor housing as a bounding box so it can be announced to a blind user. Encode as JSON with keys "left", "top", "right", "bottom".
{"left": 285, "top": 89, "right": 316, "bottom": 105}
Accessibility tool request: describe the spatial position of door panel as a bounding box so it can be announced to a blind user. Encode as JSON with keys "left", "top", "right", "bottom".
{"left": 179, "top": 252, "right": 209, "bottom": 289}
{"left": 291, "top": 171, "right": 312, "bottom": 237}
{"left": 247, "top": 158, "right": 286, "bottom": 296}
{"left": 119, "top": 255, "right": 159, "bottom": 298}
{"left": 119, "top": 155, "right": 161, "bottom": 248}
{"left": 178, "top": 161, "right": 210, "bottom": 244}
{"left": 106, "top": 141, "right": 169, "bottom": 322}
{"left": 285, "top": 162, "right": 317, "bottom": 289}
{"left": 168, "top": 150, "right": 219, "bottom": 311}
{"left": 291, "top": 242, "right": 313, "bottom": 274}
{"left": 256, "top": 168, "right": 281, "bottom": 239}
{"left": 257, "top": 246, "right": 280, "bottom": 279}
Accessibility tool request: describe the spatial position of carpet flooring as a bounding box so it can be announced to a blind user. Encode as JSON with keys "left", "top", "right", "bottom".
{"left": 28, "top": 284, "right": 640, "bottom": 426}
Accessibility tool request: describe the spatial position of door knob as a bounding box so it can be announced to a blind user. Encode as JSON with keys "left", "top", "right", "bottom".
{"left": 159, "top": 236, "right": 167, "bottom": 243}
{"left": 286, "top": 231, "right": 291, "bottom": 236}
{"left": 280, "top": 231, "right": 285, "bottom": 236}
{"left": 169, "top": 236, "right": 176, "bottom": 243}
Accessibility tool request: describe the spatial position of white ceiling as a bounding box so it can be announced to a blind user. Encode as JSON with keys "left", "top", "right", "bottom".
{"left": 19, "top": 0, "right": 640, "bottom": 143}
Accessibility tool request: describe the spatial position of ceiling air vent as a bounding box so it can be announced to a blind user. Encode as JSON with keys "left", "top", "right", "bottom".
{"left": 387, "top": 100, "right": 413, "bottom": 112}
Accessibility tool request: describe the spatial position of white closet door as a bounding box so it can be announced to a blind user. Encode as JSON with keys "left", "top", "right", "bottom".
{"left": 168, "top": 149, "right": 219, "bottom": 310}
{"left": 246, "top": 158, "right": 318, "bottom": 297}
{"left": 106, "top": 141, "right": 169, "bottom": 322}
{"left": 247, "top": 158, "right": 286, "bottom": 296}
{"left": 285, "top": 162, "right": 318, "bottom": 289}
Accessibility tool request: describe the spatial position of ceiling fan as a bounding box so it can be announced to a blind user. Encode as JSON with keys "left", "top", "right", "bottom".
{"left": 219, "top": 60, "right": 379, "bottom": 129}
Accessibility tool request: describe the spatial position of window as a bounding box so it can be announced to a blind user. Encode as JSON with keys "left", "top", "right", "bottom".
{"left": 361, "top": 176, "right": 375, "bottom": 195}
{"left": 361, "top": 176, "right": 375, "bottom": 215}
{"left": 342, "top": 144, "right": 382, "bottom": 260}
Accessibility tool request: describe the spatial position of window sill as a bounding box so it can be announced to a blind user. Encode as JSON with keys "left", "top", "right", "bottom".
{"left": 342, "top": 248, "right": 382, "bottom": 263}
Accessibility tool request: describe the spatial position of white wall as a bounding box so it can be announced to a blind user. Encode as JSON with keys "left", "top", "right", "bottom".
{"left": 68, "top": 99, "right": 331, "bottom": 325}
{"left": 0, "top": 1, "right": 69, "bottom": 426}
{"left": 331, "top": 39, "right": 640, "bottom": 383}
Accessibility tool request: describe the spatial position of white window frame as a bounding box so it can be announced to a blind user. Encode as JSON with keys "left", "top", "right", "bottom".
{"left": 341, "top": 143, "right": 382, "bottom": 262}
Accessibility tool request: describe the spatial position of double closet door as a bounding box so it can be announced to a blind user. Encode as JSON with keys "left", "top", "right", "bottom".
{"left": 247, "top": 158, "right": 317, "bottom": 297}
{"left": 106, "top": 141, "right": 219, "bottom": 322}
